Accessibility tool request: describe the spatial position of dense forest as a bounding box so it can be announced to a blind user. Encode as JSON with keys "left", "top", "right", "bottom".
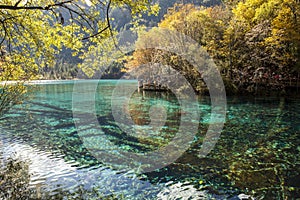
{"left": 1, "top": 0, "right": 300, "bottom": 95}
{"left": 125, "top": 0, "right": 300, "bottom": 95}
{"left": 39, "top": 0, "right": 224, "bottom": 80}
{"left": 48, "top": 0, "right": 300, "bottom": 95}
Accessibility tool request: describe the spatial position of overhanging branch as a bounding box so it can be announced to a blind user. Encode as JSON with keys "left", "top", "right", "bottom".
{"left": 82, "top": 0, "right": 112, "bottom": 41}
{"left": 0, "top": 1, "right": 73, "bottom": 11}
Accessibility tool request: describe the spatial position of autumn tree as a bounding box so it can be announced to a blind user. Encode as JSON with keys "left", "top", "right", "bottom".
{"left": 125, "top": 4, "right": 229, "bottom": 93}
{"left": 223, "top": 0, "right": 300, "bottom": 92}
{"left": 0, "top": 0, "right": 157, "bottom": 115}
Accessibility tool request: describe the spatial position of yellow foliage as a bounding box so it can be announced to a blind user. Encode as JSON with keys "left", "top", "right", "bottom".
{"left": 0, "top": 0, "right": 157, "bottom": 114}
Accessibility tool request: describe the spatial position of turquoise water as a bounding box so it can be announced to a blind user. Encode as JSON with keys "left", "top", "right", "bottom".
{"left": 0, "top": 80, "right": 299, "bottom": 199}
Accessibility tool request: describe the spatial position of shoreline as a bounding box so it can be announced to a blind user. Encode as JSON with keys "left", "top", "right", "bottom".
{"left": 0, "top": 79, "right": 78, "bottom": 86}
{"left": 0, "top": 79, "right": 139, "bottom": 86}
{"left": 1, "top": 79, "right": 299, "bottom": 97}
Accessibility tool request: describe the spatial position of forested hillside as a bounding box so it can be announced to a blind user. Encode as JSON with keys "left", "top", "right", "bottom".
{"left": 125, "top": 0, "right": 300, "bottom": 94}
{"left": 1, "top": 0, "right": 299, "bottom": 95}
{"left": 38, "top": 0, "right": 222, "bottom": 80}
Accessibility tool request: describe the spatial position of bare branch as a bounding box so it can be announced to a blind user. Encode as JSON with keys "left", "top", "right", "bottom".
{"left": 81, "top": 0, "right": 112, "bottom": 41}
{"left": 105, "top": 0, "right": 124, "bottom": 53}
{"left": 82, "top": 25, "right": 109, "bottom": 40}
{"left": 60, "top": 4, "right": 94, "bottom": 29}
{"left": 106, "top": 0, "right": 112, "bottom": 34}
{"left": 0, "top": 1, "right": 73, "bottom": 10}
{"left": 14, "top": 0, "right": 22, "bottom": 7}
{"left": 0, "top": 20, "right": 8, "bottom": 45}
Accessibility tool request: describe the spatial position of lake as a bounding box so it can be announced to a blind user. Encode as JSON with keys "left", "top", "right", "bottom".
{"left": 0, "top": 80, "right": 299, "bottom": 199}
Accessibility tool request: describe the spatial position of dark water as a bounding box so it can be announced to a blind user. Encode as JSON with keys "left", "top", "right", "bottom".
{"left": 0, "top": 80, "right": 299, "bottom": 199}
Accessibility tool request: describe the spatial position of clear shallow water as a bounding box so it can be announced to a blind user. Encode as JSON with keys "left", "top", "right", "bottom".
{"left": 0, "top": 80, "right": 299, "bottom": 199}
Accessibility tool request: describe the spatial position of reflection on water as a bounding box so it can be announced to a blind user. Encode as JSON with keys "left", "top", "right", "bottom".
{"left": 0, "top": 130, "right": 162, "bottom": 199}
{"left": 0, "top": 80, "right": 299, "bottom": 199}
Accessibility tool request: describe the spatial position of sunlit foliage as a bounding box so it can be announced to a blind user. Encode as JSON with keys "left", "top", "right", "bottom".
{"left": 126, "top": 1, "right": 300, "bottom": 94}
{"left": 0, "top": 0, "right": 158, "bottom": 115}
